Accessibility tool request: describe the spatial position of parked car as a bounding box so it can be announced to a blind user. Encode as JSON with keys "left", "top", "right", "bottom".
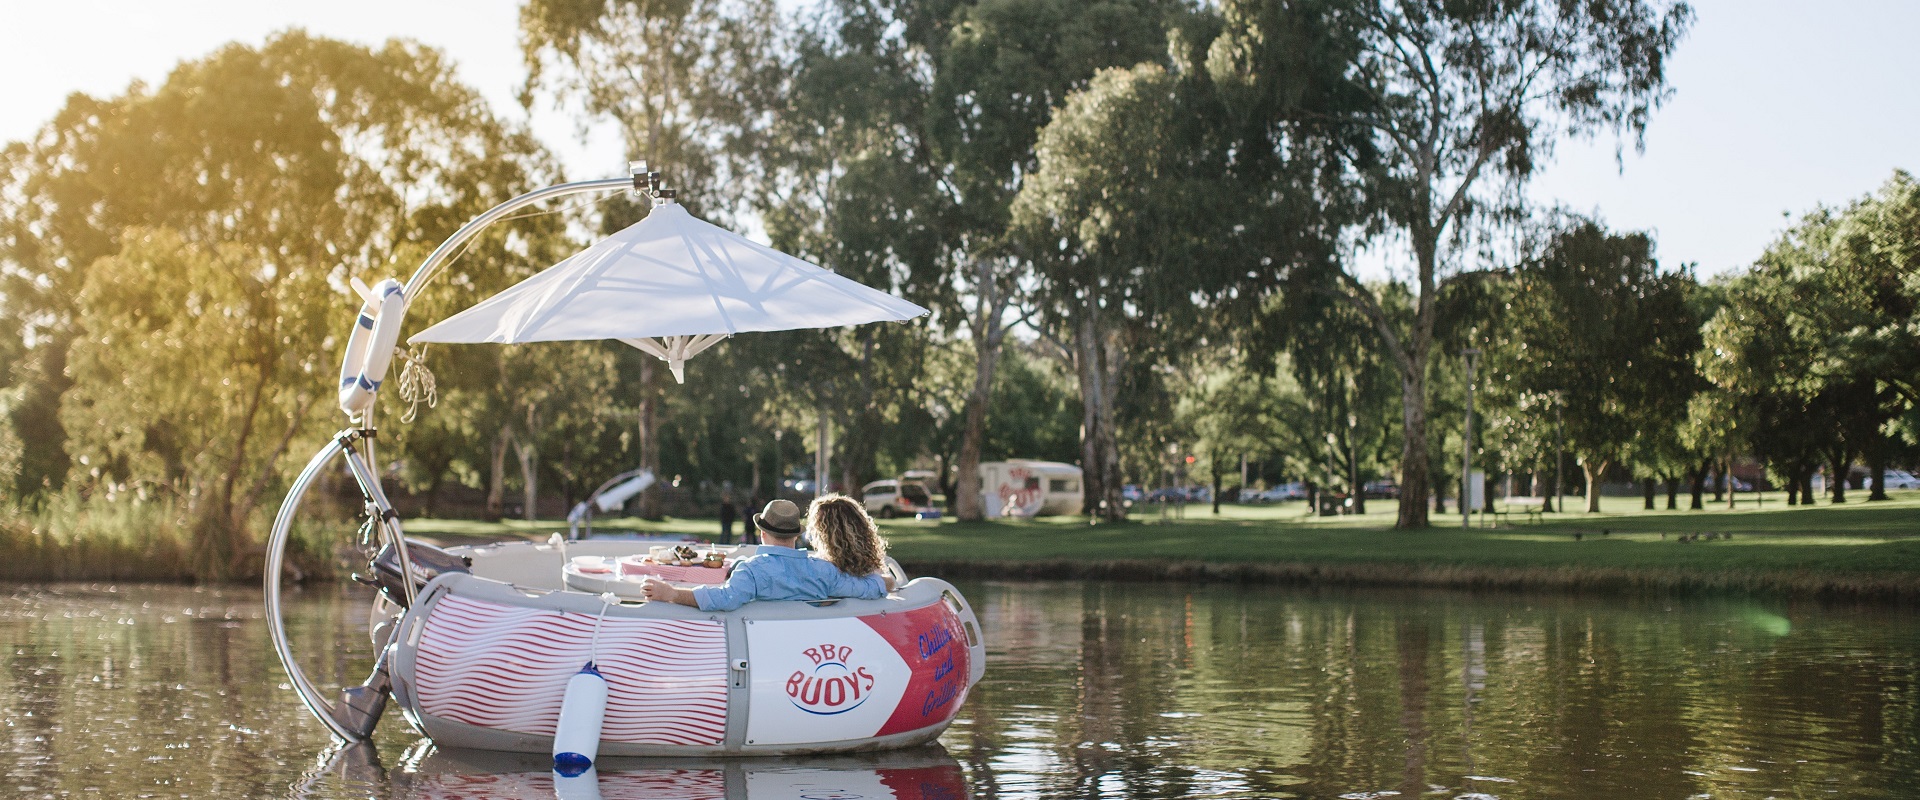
{"left": 1884, "top": 469, "right": 1920, "bottom": 490}
{"left": 1361, "top": 480, "right": 1399, "bottom": 500}
{"left": 1251, "top": 482, "right": 1307, "bottom": 502}
{"left": 861, "top": 479, "right": 936, "bottom": 518}
{"left": 1122, "top": 484, "right": 1144, "bottom": 503}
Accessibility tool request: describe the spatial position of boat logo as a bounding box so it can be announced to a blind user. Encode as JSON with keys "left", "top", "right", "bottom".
{"left": 786, "top": 643, "right": 877, "bottom": 715}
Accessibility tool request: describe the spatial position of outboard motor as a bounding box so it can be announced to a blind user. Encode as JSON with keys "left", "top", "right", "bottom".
{"left": 363, "top": 538, "right": 471, "bottom": 608}
{"left": 331, "top": 644, "right": 394, "bottom": 741}
{"left": 334, "top": 538, "right": 469, "bottom": 741}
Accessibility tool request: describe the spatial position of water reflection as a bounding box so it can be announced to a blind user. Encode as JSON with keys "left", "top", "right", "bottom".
{"left": 292, "top": 741, "right": 968, "bottom": 799}
{"left": 2, "top": 581, "right": 1917, "bottom": 799}
{"left": 952, "top": 581, "right": 1920, "bottom": 799}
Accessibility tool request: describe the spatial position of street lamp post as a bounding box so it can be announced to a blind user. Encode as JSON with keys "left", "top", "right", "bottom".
{"left": 1462, "top": 348, "right": 1480, "bottom": 530}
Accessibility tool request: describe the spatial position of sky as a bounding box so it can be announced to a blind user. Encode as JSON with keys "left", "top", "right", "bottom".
{"left": 2, "top": 0, "right": 1916, "bottom": 277}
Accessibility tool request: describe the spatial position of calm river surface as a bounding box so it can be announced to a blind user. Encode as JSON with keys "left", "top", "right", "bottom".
{"left": 3, "top": 580, "right": 1916, "bottom": 799}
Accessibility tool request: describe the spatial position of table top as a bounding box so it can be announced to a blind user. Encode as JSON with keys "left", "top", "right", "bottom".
{"left": 562, "top": 554, "right": 731, "bottom": 599}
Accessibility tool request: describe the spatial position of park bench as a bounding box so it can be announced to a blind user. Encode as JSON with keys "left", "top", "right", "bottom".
{"left": 1495, "top": 499, "right": 1544, "bottom": 526}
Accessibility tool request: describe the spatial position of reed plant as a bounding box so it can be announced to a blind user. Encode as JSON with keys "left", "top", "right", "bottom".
{"left": 0, "top": 492, "right": 350, "bottom": 583}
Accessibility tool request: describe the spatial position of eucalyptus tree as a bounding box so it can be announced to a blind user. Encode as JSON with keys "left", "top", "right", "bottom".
{"left": 520, "top": 0, "right": 783, "bottom": 515}
{"left": 1216, "top": 0, "right": 1693, "bottom": 526}
{"left": 1012, "top": 56, "right": 1243, "bottom": 519}
{"left": 1482, "top": 220, "right": 1700, "bottom": 513}
{"left": 745, "top": 7, "right": 950, "bottom": 495}
{"left": 792, "top": 0, "right": 1185, "bottom": 520}
{"left": 0, "top": 33, "right": 563, "bottom": 575}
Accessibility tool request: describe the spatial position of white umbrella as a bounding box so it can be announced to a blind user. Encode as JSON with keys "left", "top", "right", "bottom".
{"left": 409, "top": 201, "right": 929, "bottom": 382}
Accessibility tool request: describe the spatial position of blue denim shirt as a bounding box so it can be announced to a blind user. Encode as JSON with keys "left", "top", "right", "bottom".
{"left": 692, "top": 546, "right": 887, "bottom": 612}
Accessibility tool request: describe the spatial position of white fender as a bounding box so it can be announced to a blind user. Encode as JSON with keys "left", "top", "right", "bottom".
{"left": 339, "top": 278, "right": 406, "bottom": 418}
{"left": 552, "top": 662, "right": 608, "bottom": 776}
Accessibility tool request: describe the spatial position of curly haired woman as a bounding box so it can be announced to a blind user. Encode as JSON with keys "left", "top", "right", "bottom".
{"left": 804, "top": 494, "right": 891, "bottom": 579}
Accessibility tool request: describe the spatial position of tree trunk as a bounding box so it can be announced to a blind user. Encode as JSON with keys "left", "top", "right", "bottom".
{"left": 487, "top": 427, "right": 512, "bottom": 519}
{"left": 1072, "top": 309, "right": 1126, "bottom": 521}
{"left": 1075, "top": 316, "right": 1104, "bottom": 517}
{"left": 637, "top": 359, "right": 661, "bottom": 519}
{"left": 515, "top": 439, "right": 537, "bottom": 522}
{"left": 1642, "top": 477, "right": 1656, "bottom": 510}
{"left": 1664, "top": 477, "right": 1679, "bottom": 510}
{"left": 1583, "top": 460, "right": 1605, "bottom": 513}
{"left": 1093, "top": 323, "right": 1125, "bottom": 522}
{"left": 1688, "top": 461, "right": 1707, "bottom": 510}
{"left": 956, "top": 259, "right": 1013, "bottom": 522}
{"left": 1724, "top": 456, "right": 1736, "bottom": 510}
{"left": 954, "top": 330, "right": 1002, "bottom": 522}
{"left": 1347, "top": 437, "right": 1365, "bottom": 515}
{"left": 1868, "top": 446, "right": 1889, "bottom": 501}
{"left": 1211, "top": 460, "right": 1223, "bottom": 515}
{"left": 1828, "top": 449, "right": 1848, "bottom": 504}
{"left": 1395, "top": 367, "right": 1431, "bottom": 527}
{"left": 935, "top": 453, "right": 952, "bottom": 514}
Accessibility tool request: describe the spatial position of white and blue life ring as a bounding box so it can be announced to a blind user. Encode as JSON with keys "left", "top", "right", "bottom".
{"left": 339, "top": 277, "right": 406, "bottom": 419}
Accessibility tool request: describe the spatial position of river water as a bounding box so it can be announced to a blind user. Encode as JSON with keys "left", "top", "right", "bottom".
{"left": 2, "top": 580, "right": 1916, "bottom": 799}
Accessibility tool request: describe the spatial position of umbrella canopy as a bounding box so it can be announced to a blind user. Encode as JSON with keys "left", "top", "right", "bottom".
{"left": 409, "top": 201, "right": 928, "bottom": 382}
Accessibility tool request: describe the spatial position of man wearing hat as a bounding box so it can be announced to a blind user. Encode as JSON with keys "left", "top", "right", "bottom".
{"left": 641, "top": 499, "right": 891, "bottom": 611}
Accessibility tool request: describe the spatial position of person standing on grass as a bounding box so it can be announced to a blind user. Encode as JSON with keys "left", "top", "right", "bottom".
{"left": 642, "top": 496, "right": 895, "bottom": 611}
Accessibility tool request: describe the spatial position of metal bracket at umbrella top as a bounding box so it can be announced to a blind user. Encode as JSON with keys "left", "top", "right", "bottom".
{"left": 630, "top": 161, "right": 677, "bottom": 207}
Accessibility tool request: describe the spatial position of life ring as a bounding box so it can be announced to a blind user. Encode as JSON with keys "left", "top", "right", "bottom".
{"left": 339, "top": 277, "right": 406, "bottom": 418}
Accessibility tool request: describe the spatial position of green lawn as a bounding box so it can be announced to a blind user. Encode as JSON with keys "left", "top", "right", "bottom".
{"left": 401, "top": 490, "right": 1920, "bottom": 596}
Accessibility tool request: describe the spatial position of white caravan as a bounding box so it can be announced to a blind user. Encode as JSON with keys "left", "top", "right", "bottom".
{"left": 980, "top": 460, "right": 1083, "bottom": 517}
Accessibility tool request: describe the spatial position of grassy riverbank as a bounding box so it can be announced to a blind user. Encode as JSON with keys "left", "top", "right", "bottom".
{"left": 399, "top": 491, "right": 1920, "bottom": 600}
{"left": 5, "top": 490, "right": 1912, "bottom": 595}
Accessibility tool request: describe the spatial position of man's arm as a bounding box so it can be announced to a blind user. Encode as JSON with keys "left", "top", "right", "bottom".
{"left": 640, "top": 577, "right": 699, "bottom": 607}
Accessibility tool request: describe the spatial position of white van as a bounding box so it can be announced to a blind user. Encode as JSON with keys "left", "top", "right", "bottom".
{"left": 979, "top": 460, "right": 1083, "bottom": 517}
{"left": 860, "top": 479, "right": 937, "bottom": 518}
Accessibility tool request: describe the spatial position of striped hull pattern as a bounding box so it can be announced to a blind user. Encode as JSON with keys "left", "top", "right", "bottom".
{"left": 413, "top": 594, "right": 728, "bottom": 746}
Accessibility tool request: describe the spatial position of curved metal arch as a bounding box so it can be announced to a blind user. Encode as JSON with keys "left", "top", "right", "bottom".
{"left": 271, "top": 170, "right": 643, "bottom": 742}
{"left": 402, "top": 176, "right": 635, "bottom": 301}
{"left": 264, "top": 435, "right": 360, "bottom": 741}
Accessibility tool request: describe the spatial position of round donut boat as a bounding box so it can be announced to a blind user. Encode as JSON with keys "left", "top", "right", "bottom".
{"left": 385, "top": 540, "right": 984, "bottom": 757}
{"left": 262, "top": 166, "right": 976, "bottom": 757}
